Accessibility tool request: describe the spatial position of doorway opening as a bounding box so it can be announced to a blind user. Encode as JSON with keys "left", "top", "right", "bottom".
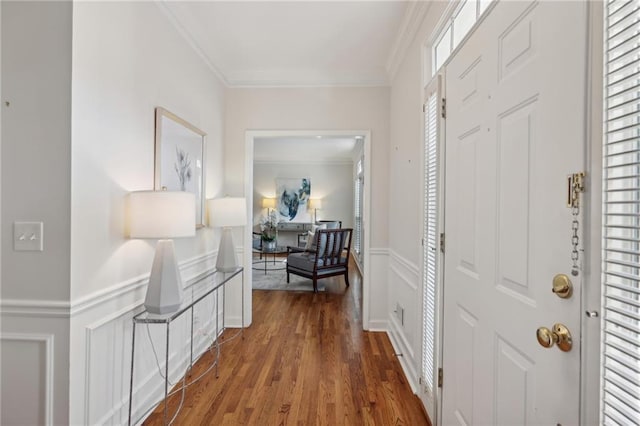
{"left": 243, "top": 130, "right": 372, "bottom": 329}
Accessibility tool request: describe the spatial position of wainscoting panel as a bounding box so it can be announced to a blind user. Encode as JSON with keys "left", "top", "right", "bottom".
{"left": 69, "top": 252, "right": 229, "bottom": 425}
{"left": 0, "top": 333, "right": 54, "bottom": 426}
{"left": 368, "top": 248, "right": 390, "bottom": 330}
{"left": 387, "top": 249, "right": 422, "bottom": 393}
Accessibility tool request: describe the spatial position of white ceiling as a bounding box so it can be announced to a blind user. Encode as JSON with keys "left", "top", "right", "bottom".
{"left": 161, "top": 1, "right": 410, "bottom": 87}
{"left": 254, "top": 136, "right": 362, "bottom": 162}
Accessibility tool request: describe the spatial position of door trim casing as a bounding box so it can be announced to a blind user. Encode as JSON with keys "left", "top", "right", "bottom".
{"left": 581, "top": 1, "right": 603, "bottom": 424}
{"left": 243, "top": 130, "right": 372, "bottom": 329}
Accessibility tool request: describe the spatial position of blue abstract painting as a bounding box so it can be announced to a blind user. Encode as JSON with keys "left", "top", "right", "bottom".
{"left": 276, "top": 178, "right": 311, "bottom": 222}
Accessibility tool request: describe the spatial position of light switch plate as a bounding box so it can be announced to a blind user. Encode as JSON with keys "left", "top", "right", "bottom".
{"left": 14, "top": 221, "right": 43, "bottom": 251}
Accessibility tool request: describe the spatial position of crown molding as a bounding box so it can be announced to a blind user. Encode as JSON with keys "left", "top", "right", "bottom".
{"left": 226, "top": 69, "right": 389, "bottom": 88}
{"left": 156, "top": 0, "right": 394, "bottom": 89}
{"left": 254, "top": 158, "right": 354, "bottom": 166}
{"left": 155, "top": 0, "right": 230, "bottom": 87}
{"left": 386, "top": 1, "right": 433, "bottom": 81}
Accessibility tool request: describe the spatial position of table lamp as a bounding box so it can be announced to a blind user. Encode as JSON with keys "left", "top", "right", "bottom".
{"left": 262, "top": 197, "right": 276, "bottom": 215}
{"left": 208, "top": 197, "right": 247, "bottom": 272}
{"left": 128, "top": 190, "right": 195, "bottom": 314}
{"left": 309, "top": 198, "right": 323, "bottom": 223}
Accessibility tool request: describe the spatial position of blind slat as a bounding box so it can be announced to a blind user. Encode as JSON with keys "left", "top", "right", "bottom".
{"left": 603, "top": 1, "right": 640, "bottom": 421}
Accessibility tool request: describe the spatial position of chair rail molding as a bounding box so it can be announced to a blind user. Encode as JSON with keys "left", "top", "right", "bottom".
{"left": 0, "top": 299, "right": 71, "bottom": 318}
{"left": 70, "top": 251, "right": 216, "bottom": 316}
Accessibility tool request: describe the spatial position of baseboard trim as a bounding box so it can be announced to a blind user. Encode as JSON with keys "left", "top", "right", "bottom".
{"left": 367, "top": 319, "right": 388, "bottom": 332}
{"left": 387, "top": 323, "right": 419, "bottom": 394}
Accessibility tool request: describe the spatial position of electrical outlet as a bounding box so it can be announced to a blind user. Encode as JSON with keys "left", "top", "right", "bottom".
{"left": 14, "top": 221, "right": 43, "bottom": 251}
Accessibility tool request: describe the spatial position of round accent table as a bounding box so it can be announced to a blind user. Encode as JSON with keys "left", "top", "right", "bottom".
{"left": 252, "top": 245, "right": 288, "bottom": 274}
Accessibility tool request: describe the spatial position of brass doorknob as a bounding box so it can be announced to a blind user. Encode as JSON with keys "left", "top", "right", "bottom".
{"left": 552, "top": 274, "right": 573, "bottom": 298}
{"left": 536, "top": 323, "right": 572, "bottom": 352}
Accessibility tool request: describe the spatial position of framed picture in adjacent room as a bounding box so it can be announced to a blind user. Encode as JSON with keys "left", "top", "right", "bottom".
{"left": 276, "top": 177, "right": 311, "bottom": 222}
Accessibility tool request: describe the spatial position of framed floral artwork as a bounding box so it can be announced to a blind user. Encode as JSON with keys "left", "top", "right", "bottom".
{"left": 154, "top": 107, "right": 206, "bottom": 227}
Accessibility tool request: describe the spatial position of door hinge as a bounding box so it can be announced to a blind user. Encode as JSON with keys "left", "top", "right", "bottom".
{"left": 423, "top": 103, "right": 426, "bottom": 113}
{"left": 441, "top": 98, "right": 446, "bottom": 119}
{"left": 439, "top": 232, "right": 445, "bottom": 253}
{"left": 438, "top": 368, "right": 443, "bottom": 388}
{"left": 419, "top": 376, "right": 423, "bottom": 385}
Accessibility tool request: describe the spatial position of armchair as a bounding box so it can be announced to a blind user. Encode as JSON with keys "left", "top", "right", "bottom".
{"left": 286, "top": 228, "right": 352, "bottom": 293}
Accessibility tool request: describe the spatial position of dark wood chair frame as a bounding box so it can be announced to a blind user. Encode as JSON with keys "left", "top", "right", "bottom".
{"left": 286, "top": 228, "right": 352, "bottom": 293}
{"left": 296, "top": 220, "right": 343, "bottom": 248}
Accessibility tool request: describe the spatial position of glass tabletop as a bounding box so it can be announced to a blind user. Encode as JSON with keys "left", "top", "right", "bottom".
{"left": 257, "top": 245, "right": 289, "bottom": 254}
{"left": 133, "top": 267, "right": 242, "bottom": 324}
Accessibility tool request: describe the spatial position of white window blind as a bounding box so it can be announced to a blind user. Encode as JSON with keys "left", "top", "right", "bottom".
{"left": 602, "top": 0, "right": 640, "bottom": 424}
{"left": 421, "top": 86, "right": 439, "bottom": 412}
{"left": 355, "top": 177, "right": 362, "bottom": 256}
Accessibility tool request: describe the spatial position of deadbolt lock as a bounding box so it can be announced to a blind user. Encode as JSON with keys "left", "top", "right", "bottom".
{"left": 536, "top": 323, "right": 572, "bottom": 352}
{"left": 552, "top": 274, "right": 573, "bottom": 298}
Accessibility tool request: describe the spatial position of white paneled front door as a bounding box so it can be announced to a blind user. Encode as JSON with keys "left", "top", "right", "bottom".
{"left": 441, "top": 1, "right": 587, "bottom": 425}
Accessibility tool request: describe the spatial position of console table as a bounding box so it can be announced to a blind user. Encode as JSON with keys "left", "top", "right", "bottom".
{"left": 128, "top": 267, "right": 244, "bottom": 425}
{"left": 276, "top": 222, "right": 312, "bottom": 247}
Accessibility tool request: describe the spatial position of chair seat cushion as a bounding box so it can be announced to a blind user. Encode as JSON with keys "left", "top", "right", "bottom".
{"left": 287, "top": 252, "right": 347, "bottom": 272}
{"left": 287, "top": 252, "right": 316, "bottom": 271}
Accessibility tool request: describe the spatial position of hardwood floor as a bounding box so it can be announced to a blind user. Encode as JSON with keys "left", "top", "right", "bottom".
{"left": 144, "top": 259, "right": 431, "bottom": 425}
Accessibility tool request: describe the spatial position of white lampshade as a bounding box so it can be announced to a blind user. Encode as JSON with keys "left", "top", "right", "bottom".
{"left": 208, "top": 197, "right": 247, "bottom": 228}
{"left": 129, "top": 191, "right": 195, "bottom": 238}
{"left": 262, "top": 197, "right": 276, "bottom": 209}
{"left": 309, "top": 198, "right": 323, "bottom": 210}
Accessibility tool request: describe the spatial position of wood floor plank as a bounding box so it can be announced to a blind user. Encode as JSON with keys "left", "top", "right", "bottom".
{"left": 143, "top": 259, "right": 431, "bottom": 425}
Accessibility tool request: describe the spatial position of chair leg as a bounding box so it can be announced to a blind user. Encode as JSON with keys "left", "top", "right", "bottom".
{"left": 287, "top": 271, "right": 290, "bottom": 283}
{"left": 313, "top": 278, "right": 318, "bottom": 293}
{"left": 344, "top": 270, "right": 350, "bottom": 287}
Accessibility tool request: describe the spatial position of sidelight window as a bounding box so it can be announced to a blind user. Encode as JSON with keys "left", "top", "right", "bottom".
{"left": 602, "top": 0, "right": 640, "bottom": 423}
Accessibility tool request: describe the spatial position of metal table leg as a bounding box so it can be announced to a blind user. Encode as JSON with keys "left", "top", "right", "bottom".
{"left": 128, "top": 321, "right": 136, "bottom": 426}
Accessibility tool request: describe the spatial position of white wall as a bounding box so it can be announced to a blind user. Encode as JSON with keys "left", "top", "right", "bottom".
{"left": 225, "top": 88, "right": 389, "bottom": 247}
{"left": 253, "top": 161, "right": 354, "bottom": 245}
{"left": 68, "top": 2, "right": 227, "bottom": 423}
{"left": 1, "top": 2, "right": 72, "bottom": 424}
{"left": 0, "top": 1, "right": 234, "bottom": 424}
{"left": 387, "top": 1, "right": 448, "bottom": 394}
{"left": 225, "top": 87, "right": 389, "bottom": 327}
{"left": 70, "top": 1, "right": 226, "bottom": 301}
